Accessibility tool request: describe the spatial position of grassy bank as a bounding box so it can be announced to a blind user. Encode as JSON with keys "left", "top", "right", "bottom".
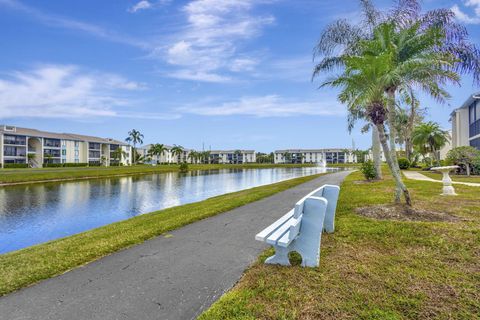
{"left": 419, "top": 170, "right": 480, "bottom": 184}
{"left": 0, "top": 163, "right": 315, "bottom": 185}
{"left": 200, "top": 171, "right": 480, "bottom": 319}
{"left": 0, "top": 172, "right": 326, "bottom": 297}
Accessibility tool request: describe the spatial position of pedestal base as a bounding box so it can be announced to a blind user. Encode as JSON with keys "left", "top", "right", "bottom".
{"left": 441, "top": 185, "right": 457, "bottom": 196}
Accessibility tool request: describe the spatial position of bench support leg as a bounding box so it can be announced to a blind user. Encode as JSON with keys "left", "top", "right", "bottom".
{"left": 265, "top": 246, "right": 290, "bottom": 266}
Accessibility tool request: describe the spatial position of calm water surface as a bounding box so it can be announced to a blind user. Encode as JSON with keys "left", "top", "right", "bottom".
{"left": 0, "top": 167, "right": 341, "bottom": 253}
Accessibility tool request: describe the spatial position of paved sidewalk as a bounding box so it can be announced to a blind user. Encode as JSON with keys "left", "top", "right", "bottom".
{"left": 0, "top": 171, "right": 351, "bottom": 320}
{"left": 402, "top": 171, "right": 480, "bottom": 187}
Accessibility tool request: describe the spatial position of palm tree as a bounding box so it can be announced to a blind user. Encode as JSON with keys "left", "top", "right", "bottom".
{"left": 202, "top": 151, "right": 211, "bottom": 164}
{"left": 125, "top": 129, "right": 144, "bottom": 164}
{"left": 320, "top": 19, "right": 461, "bottom": 205}
{"left": 412, "top": 122, "right": 450, "bottom": 166}
{"left": 188, "top": 151, "right": 198, "bottom": 164}
{"left": 148, "top": 144, "right": 168, "bottom": 164}
{"left": 170, "top": 145, "right": 184, "bottom": 163}
{"left": 314, "top": 0, "right": 480, "bottom": 185}
{"left": 111, "top": 147, "right": 127, "bottom": 164}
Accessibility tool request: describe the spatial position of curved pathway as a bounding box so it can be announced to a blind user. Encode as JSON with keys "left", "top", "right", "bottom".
{"left": 402, "top": 171, "right": 480, "bottom": 187}
{"left": 0, "top": 171, "right": 351, "bottom": 320}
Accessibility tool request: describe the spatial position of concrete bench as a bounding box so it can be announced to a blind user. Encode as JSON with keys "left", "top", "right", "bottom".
{"left": 255, "top": 185, "right": 340, "bottom": 267}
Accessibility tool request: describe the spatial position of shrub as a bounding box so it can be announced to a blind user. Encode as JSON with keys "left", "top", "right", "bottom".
{"left": 446, "top": 146, "right": 480, "bottom": 175}
{"left": 88, "top": 163, "right": 102, "bottom": 167}
{"left": 179, "top": 162, "right": 189, "bottom": 173}
{"left": 4, "top": 163, "right": 29, "bottom": 169}
{"left": 63, "top": 163, "right": 88, "bottom": 167}
{"left": 360, "top": 160, "right": 376, "bottom": 180}
{"left": 397, "top": 158, "right": 411, "bottom": 170}
{"left": 43, "top": 163, "right": 63, "bottom": 168}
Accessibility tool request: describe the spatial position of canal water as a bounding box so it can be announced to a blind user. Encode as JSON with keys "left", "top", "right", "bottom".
{"left": 0, "top": 166, "right": 341, "bottom": 253}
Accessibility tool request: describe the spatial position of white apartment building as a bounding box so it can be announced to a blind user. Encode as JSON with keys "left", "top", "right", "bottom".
{"left": 274, "top": 149, "right": 357, "bottom": 164}
{"left": 451, "top": 93, "right": 480, "bottom": 150}
{"left": 209, "top": 150, "right": 256, "bottom": 164}
{"left": 0, "top": 125, "right": 132, "bottom": 168}
{"left": 138, "top": 144, "right": 192, "bottom": 164}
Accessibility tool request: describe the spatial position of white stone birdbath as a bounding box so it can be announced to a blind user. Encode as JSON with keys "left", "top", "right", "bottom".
{"left": 430, "top": 165, "right": 460, "bottom": 195}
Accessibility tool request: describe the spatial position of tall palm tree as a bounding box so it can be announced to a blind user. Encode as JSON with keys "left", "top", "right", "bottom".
{"left": 170, "top": 145, "right": 184, "bottom": 163}
{"left": 148, "top": 144, "right": 168, "bottom": 163}
{"left": 125, "top": 129, "right": 144, "bottom": 164}
{"left": 188, "top": 151, "right": 198, "bottom": 164}
{"left": 314, "top": 0, "right": 480, "bottom": 180}
{"left": 412, "top": 122, "right": 450, "bottom": 165}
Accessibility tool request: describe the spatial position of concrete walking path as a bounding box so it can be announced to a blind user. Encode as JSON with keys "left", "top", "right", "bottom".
{"left": 0, "top": 171, "right": 351, "bottom": 320}
{"left": 402, "top": 171, "right": 480, "bottom": 187}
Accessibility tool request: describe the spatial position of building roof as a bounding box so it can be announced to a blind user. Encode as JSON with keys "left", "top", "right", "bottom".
{"left": 139, "top": 144, "right": 193, "bottom": 152}
{"left": 275, "top": 148, "right": 353, "bottom": 153}
{"left": 209, "top": 150, "right": 255, "bottom": 153}
{"left": 0, "top": 125, "right": 128, "bottom": 145}
{"left": 450, "top": 92, "right": 480, "bottom": 117}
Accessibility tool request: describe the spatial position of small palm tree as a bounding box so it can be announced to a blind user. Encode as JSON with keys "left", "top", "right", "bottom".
{"left": 170, "top": 145, "right": 184, "bottom": 163}
{"left": 282, "top": 152, "right": 291, "bottom": 163}
{"left": 412, "top": 122, "right": 450, "bottom": 166}
{"left": 125, "top": 129, "right": 144, "bottom": 164}
{"left": 111, "top": 147, "right": 127, "bottom": 164}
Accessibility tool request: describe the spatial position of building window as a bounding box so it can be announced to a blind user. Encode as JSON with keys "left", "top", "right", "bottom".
{"left": 62, "top": 149, "right": 67, "bottom": 156}
{"left": 44, "top": 149, "right": 61, "bottom": 157}
{"left": 4, "top": 146, "right": 26, "bottom": 157}
{"left": 89, "top": 142, "right": 101, "bottom": 150}
{"left": 3, "top": 135, "right": 26, "bottom": 145}
{"left": 471, "top": 137, "right": 480, "bottom": 150}
{"left": 44, "top": 138, "right": 61, "bottom": 148}
{"left": 470, "top": 101, "right": 480, "bottom": 138}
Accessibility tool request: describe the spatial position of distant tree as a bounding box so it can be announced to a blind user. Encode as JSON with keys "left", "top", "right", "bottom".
{"left": 111, "top": 147, "right": 127, "bottom": 164}
{"left": 170, "top": 145, "right": 184, "bottom": 163}
{"left": 412, "top": 122, "right": 450, "bottom": 165}
{"left": 125, "top": 129, "right": 144, "bottom": 164}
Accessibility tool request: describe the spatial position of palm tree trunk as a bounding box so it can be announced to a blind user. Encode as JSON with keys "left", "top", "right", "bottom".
{"left": 372, "top": 125, "right": 383, "bottom": 179}
{"left": 376, "top": 123, "right": 412, "bottom": 206}
{"left": 387, "top": 89, "right": 402, "bottom": 203}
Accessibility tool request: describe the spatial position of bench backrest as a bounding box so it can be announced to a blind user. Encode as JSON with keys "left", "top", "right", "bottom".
{"left": 293, "top": 184, "right": 340, "bottom": 233}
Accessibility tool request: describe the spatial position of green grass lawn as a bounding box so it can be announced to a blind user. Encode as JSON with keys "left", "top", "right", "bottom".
{"left": 0, "top": 163, "right": 316, "bottom": 185}
{"left": 0, "top": 172, "right": 326, "bottom": 297}
{"left": 419, "top": 170, "right": 480, "bottom": 184}
{"left": 200, "top": 171, "right": 480, "bottom": 320}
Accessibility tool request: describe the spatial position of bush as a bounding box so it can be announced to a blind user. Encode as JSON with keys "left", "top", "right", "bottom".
{"left": 63, "top": 163, "right": 88, "bottom": 167}
{"left": 360, "top": 160, "right": 377, "bottom": 180}
{"left": 4, "top": 163, "right": 29, "bottom": 169}
{"left": 397, "top": 157, "right": 411, "bottom": 170}
{"left": 88, "top": 163, "right": 102, "bottom": 167}
{"left": 446, "top": 146, "right": 480, "bottom": 175}
{"left": 43, "top": 163, "right": 63, "bottom": 167}
{"left": 179, "top": 162, "right": 189, "bottom": 173}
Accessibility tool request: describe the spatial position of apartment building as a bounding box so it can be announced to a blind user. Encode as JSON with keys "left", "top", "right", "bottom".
{"left": 274, "top": 149, "right": 357, "bottom": 164}
{"left": 209, "top": 150, "right": 256, "bottom": 164}
{"left": 451, "top": 93, "right": 480, "bottom": 150}
{"left": 0, "top": 125, "right": 132, "bottom": 167}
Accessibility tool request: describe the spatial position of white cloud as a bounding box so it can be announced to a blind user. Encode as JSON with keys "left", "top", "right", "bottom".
{"left": 452, "top": 1, "right": 480, "bottom": 24}
{"left": 159, "top": 0, "right": 275, "bottom": 82}
{"left": 177, "top": 95, "right": 345, "bottom": 117}
{"left": 0, "top": 0, "right": 149, "bottom": 48}
{"left": 129, "top": 1, "right": 152, "bottom": 13}
{"left": 0, "top": 65, "right": 178, "bottom": 120}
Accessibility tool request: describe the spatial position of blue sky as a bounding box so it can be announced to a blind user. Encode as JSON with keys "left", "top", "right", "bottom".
{"left": 0, "top": 0, "right": 479, "bottom": 152}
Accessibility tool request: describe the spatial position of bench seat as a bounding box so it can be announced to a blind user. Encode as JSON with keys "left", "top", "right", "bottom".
{"left": 255, "top": 184, "right": 340, "bottom": 267}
